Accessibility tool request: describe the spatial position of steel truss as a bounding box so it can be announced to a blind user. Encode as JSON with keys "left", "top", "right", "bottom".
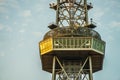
{"left": 56, "top": 0, "right": 90, "bottom": 27}
{"left": 52, "top": 56, "right": 93, "bottom": 80}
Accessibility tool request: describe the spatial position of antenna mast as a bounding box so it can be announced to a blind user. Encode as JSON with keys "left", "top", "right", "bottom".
{"left": 50, "top": 0, "right": 93, "bottom": 28}
{"left": 39, "top": 0, "right": 106, "bottom": 80}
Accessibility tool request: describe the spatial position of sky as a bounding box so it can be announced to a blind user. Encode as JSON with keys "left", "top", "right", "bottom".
{"left": 0, "top": 0, "right": 120, "bottom": 80}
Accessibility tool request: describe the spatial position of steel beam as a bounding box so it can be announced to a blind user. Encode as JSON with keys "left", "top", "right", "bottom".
{"left": 52, "top": 56, "right": 56, "bottom": 80}
{"left": 89, "top": 56, "right": 93, "bottom": 80}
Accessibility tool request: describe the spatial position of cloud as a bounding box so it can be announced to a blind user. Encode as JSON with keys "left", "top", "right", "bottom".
{"left": 0, "top": 24, "right": 4, "bottom": 30}
{"left": 32, "top": 32, "right": 42, "bottom": 37}
{"left": 0, "top": 0, "right": 4, "bottom": 2}
{"left": 22, "top": 10, "right": 32, "bottom": 17}
{"left": 0, "top": 24, "right": 13, "bottom": 32}
{"left": 22, "top": 23, "right": 28, "bottom": 27}
{"left": 111, "top": 21, "right": 120, "bottom": 28}
{"left": 18, "top": 42, "right": 25, "bottom": 47}
{"left": 0, "top": 52, "right": 5, "bottom": 57}
{"left": 0, "top": 7, "right": 8, "bottom": 13}
{"left": 8, "top": 0, "right": 20, "bottom": 9}
{"left": 34, "top": 4, "right": 45, "bottom": 13}
{"left": 0, "top": 0, "right": 20, "bottom": 13}
{"left": 13, "top": 22, "right": 17, "bottom": 25}
{"left": 33, "top": 3, "right": 49, "bottom": 14}
{"left": 5, "top": 15, "right": 9, "bottom": 19}
{"left": 108, "top": 0, "right": 120, "bottom": 8}
{"left": 92, "top": 7, "right": 105, "bottom": 21}
{"left": 10, "top": 47, "right": 15, "bottom": 51}
{"left": 107, "top": 35, "right": 115, "bottom": 42}
{"left": 19, "top": 29, "right": 25, "bottom": 33}
{"left": 6, "top": 27, "right": 12, "bottom": 32}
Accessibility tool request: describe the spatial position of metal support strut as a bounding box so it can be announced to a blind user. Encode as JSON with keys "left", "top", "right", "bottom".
{"left": 52, "top": 56, "right": 56, "bottom": 80}
{"left": 51, "top": 56, "right": 94, "bottom": 80}
{"left": 89, "top": 56, "right": 93, "bottom": 80}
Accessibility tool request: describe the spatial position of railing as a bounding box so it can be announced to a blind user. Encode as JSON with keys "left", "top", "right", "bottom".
{"left": 40, "top": 37, "right": 105, "bottom": 55}
{"left": 53, "top": 37, "right": 105, "bottom": 53}
{"left": 53, "top": 37, "right": 92, "bottom": 48}
{"left": 92, "top": 38, "right": 105, "bottom": 53}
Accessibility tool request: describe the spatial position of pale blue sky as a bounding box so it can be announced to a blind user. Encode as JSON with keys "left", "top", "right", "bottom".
{"left": 0, "top": 0, "right": 120, "bottom": 80}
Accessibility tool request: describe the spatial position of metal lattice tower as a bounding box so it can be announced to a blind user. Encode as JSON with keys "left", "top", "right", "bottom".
{"left": 39, "top": 0, "right": 106, "bottom": 80}
{"left": 49, "top": 0, "right": 94, "bottom": 28}
{"left": 56, "top": 0, "right": 89, "bottom": 27}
